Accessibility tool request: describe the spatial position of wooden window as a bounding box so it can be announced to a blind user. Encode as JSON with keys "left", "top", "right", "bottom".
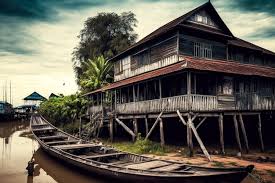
{"left": 131, "top": 49, "right": 150, "bottom": 70}
{"left": 114, "top": 60, "right": 123, "bottom": 75}
{"left": 194, "top": 42, "right": 212, "bottom": 59}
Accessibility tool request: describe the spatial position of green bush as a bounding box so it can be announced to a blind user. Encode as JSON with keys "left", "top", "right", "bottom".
{"left": 39, "top": 93, "right": 88, "bottom": 127}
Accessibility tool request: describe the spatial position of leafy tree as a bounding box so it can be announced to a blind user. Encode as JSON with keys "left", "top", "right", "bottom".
{"left": 39, "top": 93, "right": 88, "bottom": 127}
{"left": 79, "top": 56, "right": 113, "bottom": 91}
{"left": 72, "top": 11, "right": 137, "bottom": 83}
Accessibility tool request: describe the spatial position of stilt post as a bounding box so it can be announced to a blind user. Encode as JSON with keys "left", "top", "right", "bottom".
{"left": 233, "top": 115, "right": 242, "bottom": 154}
{"left": 257, "top": 114, "right": 264, "bottom": 152}
{"left": 109, "top": 117, "right": 114, "bottom": 142}
{"left": 145, "top": 116, "right": 149, "bottom": 136}
{"left": 133, "top": 118, "right": 138, "bottom": 141}
{"left": 238, "top": 114, "right": 249, "bottom": 153}
{"left": 159, "top": 118, "right": 165, "bottom": 147}
{"left": 218, "top": 113, "right": 225, "bottom": 155}
{"left": 187, "top": 114, "right": 193, "bottom": 157}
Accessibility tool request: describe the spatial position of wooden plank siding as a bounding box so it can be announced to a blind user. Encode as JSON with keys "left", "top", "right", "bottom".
{"left": 114, "top": 36, "right": 178, "bottom": 82}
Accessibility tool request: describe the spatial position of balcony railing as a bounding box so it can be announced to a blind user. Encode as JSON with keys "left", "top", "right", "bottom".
{"left": 116, "top": 94, "right": 218, "bottom": 114}
{"left": 235, "top": 93, "right": 275, "bottom": 110}
{"left": 88, "top": 105, "right": 103, "bottom": 115}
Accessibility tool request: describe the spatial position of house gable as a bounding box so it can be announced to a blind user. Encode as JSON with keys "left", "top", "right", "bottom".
{"left": 181, "top": 2, "right": 233, "bottom": 37}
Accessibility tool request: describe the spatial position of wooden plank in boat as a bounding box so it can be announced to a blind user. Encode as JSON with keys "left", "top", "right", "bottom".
{"left": 53, "top": 144, "right": 100, "bottom": 150}
{"left": 125, "top": 161, "right": 170, "bottom": 170}
{"left": 40, "top": 135, "right": 67, "bottom": 140}
{"left": 80, "top": 152, "right": 125, "bottom": 159}
{"left": 32, "top": 124, "right": 48, "bottom": 127}
{"left": 32, "top": 127, "right": 56, "bottom": 132}
{"left": 151, "top": 164, "right": 183, "bottom": 171}
{"left": 45, "top": 140, "right": 80, "bottom": 145}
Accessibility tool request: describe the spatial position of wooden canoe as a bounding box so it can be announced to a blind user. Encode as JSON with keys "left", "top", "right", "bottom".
{"left": 30, "top": 115, "right": 254, "bottom": 183}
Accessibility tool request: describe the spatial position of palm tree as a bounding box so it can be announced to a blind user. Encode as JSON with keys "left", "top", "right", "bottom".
{"left": 79, "top": 56, "right": 113, "bottom": 91}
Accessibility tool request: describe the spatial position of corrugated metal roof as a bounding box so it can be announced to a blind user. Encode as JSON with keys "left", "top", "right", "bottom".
{"left": 83, "top": 57, "right": 275, "bottom": 96}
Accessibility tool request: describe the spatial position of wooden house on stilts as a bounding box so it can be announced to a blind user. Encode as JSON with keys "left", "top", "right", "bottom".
{"left": 83, "top": 2, "right": 275, "bottom": 159}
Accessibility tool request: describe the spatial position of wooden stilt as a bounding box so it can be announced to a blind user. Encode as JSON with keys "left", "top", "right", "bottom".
{"left": 133, "top": 119, "right": 138, "bottom": 141}
{"left": 145, "top": 111, "right": 163, "bottom": 140}
{"left": 79, "top": 117, "right": 82, "bottom": 137}
{"left": 109, "top": 117, "right": 114, "bottom": 142}
{"left": 187, "top": 114, "right": 193, "bottom": 157}
{"left": 218, "top": 114, "right": 225, "bottom": 155}
{"left": 238, "top": 114, "right": 249, "bottom": 153}
{"left": 159, "top": 118, "right": 165, "bottom": 147}
{"left": 188, "top": 114, "right": 211, "bottom": 161}
{"left": 115, "top": 118, "right": 136, "bottom": 140}
{"left": 233, "top": 115, "right": 242, "bottom": 153}
{"left": 257, "top": 114, "right": 264, "bottom": 152}
{"left": 145, "top": 117, "right": 149, "bottom": 136}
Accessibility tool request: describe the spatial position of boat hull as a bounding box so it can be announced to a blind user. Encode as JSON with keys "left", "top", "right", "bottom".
{"left": 37, "top": 142, "right": 249, "bottom": 183}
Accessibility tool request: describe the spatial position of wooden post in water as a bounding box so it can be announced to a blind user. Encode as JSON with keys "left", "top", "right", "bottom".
{"left": 159, "top": 118, "right": 165, "bottom": 147}
{"left": 109, "top": 117, "right": 114, "bottom": 142}
{"left": 238, "top": 114, "right": 249, "bottom": 153}
{"left": 233, "top": 115, "right": 242, "bottom": 154}
{"left": 257, "top": 114, "right": 264, "bottom": 152}
{"left": 218, "top": 114, "right": 225, "bottom": 155}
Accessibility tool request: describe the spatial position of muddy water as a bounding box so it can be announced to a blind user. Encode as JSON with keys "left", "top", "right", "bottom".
{"left": 0, "top": 120, "right": 108, "bottom": 183}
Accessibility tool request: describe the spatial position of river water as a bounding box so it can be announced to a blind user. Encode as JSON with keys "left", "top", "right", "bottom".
{"left": 0, "top": 120, "right": 254, "bottom": 183}
{"left": 0, "top": 120, "right": 109, "bottom": 183}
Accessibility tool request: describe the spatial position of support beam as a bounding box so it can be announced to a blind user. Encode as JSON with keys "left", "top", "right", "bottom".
{"left": 187, "top": 114, "right": 212, "bottom": 161}
{"left": 218, "top": 114, "right": 225, "bottom": 155}
{"left": 115, "top": 118, "right": 136, "bottom": 140}
{"left": 195, "top": 117, "right": 207, "bottom": 130}
{"left": 176, "top": 110, "right": 187, "bottom": 126}
{"left": 133, "top": 119, "right": 138, "bottom": 141}
{"left": 145, "top": 111, "right": 163, "bottom": 140}
{"left": 238, "top": 114, "right": 249, "bottom": 153}
{"left": 145, "top": 117, "right": 149, "bottom": 135}
{"left": 233, "top": 115, "right": 242, "bottom": 153}
{"left": 109, "top": 117, "right": 114, "bottom": 142}
{"left": 159, "top": 118, "right": 165, "bottom": 147}
{"left": 257, "top": 114, "right": 264, "bottom": 152}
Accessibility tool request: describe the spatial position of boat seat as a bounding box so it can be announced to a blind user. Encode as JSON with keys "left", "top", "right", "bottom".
{"left": 32, "top": 127, "right": 56, "bottom": 132}
{"left": 80, "top": 152, "right": 125, "bottom": 159}
{"left": 151, "top": 164, "right": 183, "bottom": 171}
{"left": 53, "top": 144, "right": 101, "bottom": 150}
{"left": 125, "top": 160, "right": 171, "bottom": 170}
{"left": 46, "top": 140, "right": 80, "bottom": 145}
{"left": 40, "top": 135, "right": 68, "bottom": 140}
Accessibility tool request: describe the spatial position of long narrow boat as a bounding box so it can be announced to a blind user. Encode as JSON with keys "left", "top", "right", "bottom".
{"left": 30, "top": 115, "right": 254, "bottom": 183}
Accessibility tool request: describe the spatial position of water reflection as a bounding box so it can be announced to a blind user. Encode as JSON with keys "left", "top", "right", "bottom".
{"left": 0, "top": 121, "right": 108, "bottom": 183}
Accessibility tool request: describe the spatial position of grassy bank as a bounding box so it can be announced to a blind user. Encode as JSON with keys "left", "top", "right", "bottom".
{"left": 103, "top": 134, "right": 181, "bottom": 155}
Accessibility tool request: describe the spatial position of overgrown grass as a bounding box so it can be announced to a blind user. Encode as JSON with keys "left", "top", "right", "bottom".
{"left": 105, "top": 134, "right": 176, "bottom": 155}
{"left": 60, "top": 121, "right": 80, "bottom": 134}
{"left": 227, "top": 161, "right": 238, "bottom": 166}
{"left": 211, "top": 161, "right": 225, "bottom": 168}
{"left": 266, "top": 170, "right": 275, "bottom": 177}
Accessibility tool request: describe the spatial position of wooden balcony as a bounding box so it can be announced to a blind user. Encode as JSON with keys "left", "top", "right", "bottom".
{"left": 116, "top": 95, "right": 218, "bottom": 114}
{"left": 235, "top": 94, "right": 275, "bottom": 110}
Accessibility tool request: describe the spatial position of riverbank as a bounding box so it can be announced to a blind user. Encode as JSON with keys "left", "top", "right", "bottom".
{"left": 104, "top": 140, "right": 275, "bottom": 183}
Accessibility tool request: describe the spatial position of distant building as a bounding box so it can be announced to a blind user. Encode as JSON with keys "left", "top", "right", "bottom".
{"left": 23, "top": 92, "right": 46, "bottom": 106}
{"left": 49, "top": 93, "right": 59, "bottom": 99}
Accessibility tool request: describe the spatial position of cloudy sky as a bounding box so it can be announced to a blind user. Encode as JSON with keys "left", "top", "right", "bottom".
{"left": 0, "top": 0, "right": 274, "bottom": 106}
